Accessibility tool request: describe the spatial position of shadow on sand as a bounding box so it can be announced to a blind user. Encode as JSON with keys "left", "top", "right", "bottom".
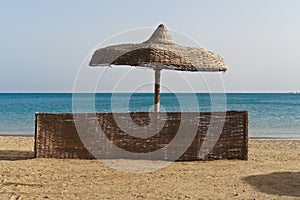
{"left": 0, "top": 150, "right": 34, "bottom": 160}
{"left": 244, "top": 172, "right": 300, "bottom": 197}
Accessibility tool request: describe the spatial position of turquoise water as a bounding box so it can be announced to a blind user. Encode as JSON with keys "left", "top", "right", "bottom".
{"left": 0, "top": 93, "right": 299, "bottom": 139}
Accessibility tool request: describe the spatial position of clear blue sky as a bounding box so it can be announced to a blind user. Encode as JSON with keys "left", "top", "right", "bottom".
{"left": 1, "top": 0, "right": 300, "bottom": 92}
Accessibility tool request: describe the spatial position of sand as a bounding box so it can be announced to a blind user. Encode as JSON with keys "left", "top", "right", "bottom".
{"left": 0, "top": 136, "right": 299, "bottom": 199}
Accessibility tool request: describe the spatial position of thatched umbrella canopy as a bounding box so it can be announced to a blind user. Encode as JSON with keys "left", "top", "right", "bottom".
{"left": 89, "top": 24, "right": 227, "bottom": 112}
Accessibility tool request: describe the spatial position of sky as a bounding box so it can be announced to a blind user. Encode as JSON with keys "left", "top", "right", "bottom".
{"left": 1, "top": 0, "right": 300, "bottom": 93}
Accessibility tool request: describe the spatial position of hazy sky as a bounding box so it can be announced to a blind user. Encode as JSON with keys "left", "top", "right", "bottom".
{"left": 1, "top": 0, "right": 300, "bottom": 93}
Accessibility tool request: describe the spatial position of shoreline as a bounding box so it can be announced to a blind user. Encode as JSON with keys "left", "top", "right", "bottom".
{"left": 1, "top": 134, "right": 300, "bottom": 141}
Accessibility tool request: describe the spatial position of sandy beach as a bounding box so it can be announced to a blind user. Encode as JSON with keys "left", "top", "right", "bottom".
{"left": 0, "top": 136, "right": 299, "bottom": 199}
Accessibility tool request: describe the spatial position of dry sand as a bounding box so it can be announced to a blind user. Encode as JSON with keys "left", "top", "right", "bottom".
{"left": 0, "top": 136, "right": 299, "bottom": 199}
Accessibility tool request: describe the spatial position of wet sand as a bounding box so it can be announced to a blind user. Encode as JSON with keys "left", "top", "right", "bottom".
{"left": 0, "top": 136, "right": 299, "bottom": 199}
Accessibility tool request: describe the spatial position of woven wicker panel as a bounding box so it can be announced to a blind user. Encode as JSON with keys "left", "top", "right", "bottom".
{"left": 35, "top": 111, "right": 248, "bottom": 161}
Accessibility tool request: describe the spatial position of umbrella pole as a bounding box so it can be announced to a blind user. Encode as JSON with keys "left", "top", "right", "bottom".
{"left": 154, "top": 69, "right": 161, "bottom": 112}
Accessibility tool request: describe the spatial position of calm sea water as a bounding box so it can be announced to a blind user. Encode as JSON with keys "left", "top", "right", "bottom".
{"left": 0, "top": 93, "right": 299, "bottom": 139}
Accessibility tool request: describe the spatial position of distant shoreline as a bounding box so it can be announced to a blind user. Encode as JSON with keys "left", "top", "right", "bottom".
{"left": 0, "top": 92, "right": 299, "bottom": 94}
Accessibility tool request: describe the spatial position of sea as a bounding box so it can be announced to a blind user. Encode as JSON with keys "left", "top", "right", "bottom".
{"left": 0, "top": 93, "right": 299, "bottom": 139}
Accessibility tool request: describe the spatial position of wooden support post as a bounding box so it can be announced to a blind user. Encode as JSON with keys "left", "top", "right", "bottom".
{"left": 154, "top": 69, "right": 161, "bottom": 112}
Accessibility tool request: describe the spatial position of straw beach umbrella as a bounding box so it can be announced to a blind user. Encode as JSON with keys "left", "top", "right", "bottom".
{"left": 89, "top": 24, "right": 227, "bottom": 112}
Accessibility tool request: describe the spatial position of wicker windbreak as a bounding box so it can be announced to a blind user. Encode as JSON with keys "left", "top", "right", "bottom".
{"left": 35, "top": 111, "right": 248, "bottom": 161}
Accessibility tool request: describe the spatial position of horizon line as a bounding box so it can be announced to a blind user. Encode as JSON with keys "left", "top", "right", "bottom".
{"left": 0, "top": 91, "right": 298, "bottom": 94}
